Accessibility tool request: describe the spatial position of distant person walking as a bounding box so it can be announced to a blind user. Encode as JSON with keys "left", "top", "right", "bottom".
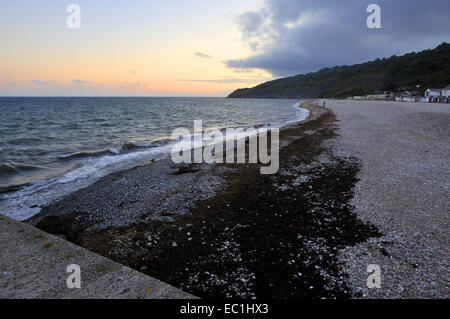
{"left": 323, "top": 101, "right": 326, "bottom": 108}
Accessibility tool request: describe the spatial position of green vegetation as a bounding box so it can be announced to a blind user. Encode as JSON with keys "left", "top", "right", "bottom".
{"left": 228, "top": 43, "right": 450, "bottom": 99}
{"left": 43, "top": 242, "right": 53, "bottom": 248}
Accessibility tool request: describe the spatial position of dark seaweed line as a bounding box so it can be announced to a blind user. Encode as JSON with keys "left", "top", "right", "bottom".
{"left": 36, "top": 107, "right": 381, "bottom": 299}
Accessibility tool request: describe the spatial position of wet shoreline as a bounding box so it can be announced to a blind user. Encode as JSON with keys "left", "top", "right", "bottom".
{"left": 28, "top": 101, "right": 381, "bottom": 298}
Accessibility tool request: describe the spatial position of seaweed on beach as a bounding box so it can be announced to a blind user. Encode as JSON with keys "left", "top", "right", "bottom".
{"left": 36, "top": 106, "right": 381, "bottom": 299}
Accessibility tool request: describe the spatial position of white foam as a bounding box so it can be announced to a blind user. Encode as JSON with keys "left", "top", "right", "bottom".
{"left": 0, "top": 101, "right": 308, "bottom": 221}
{"left": 0, "top": 143, "right": 175, "bottom": 221}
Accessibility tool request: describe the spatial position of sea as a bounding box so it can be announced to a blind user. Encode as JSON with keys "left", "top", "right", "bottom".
{"left": 0, "top": 97, "right": 307, "bottom": 220}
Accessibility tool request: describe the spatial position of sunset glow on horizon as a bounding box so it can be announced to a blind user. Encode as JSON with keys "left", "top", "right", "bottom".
{"left": 2, "top": 0, "right": 449, "bottom": 96}
{"left": 0, "top": 0, "right": 271, "bottom": 96}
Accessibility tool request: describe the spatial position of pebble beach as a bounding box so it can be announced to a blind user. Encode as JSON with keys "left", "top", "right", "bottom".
{"left": 26, "top": 100, "right": 449, "bottom": 298}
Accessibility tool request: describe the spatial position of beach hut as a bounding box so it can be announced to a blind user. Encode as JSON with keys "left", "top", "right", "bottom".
{"left": 442, "top": 85, "right": 450, "bottom": 98}
{"left": 425, "top": 88, "right": 442, "bottom": 98}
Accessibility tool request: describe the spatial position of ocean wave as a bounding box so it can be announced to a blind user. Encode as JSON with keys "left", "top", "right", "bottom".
{"left": 0, "top": 183, "right": 31, "bottom": 195}
{"left": 115, "top": 108, "right": 307, "bottom": 158}
{"left": 0, "top": 163, "right": 18, "bottom": 175}
{"left": 58, "top": 149, "right": 117, "bottom": 160}
{"left": 0, "top": 163, "right": 43, "bottom": 176}
{"left": 0, "top": 99, "right": 308, "bottom": 221}
{"left": 58, "top": 140, "right": 174, "bottom": 161}
{"left": 7, "top": 137, "right": 44, "bottom": 145}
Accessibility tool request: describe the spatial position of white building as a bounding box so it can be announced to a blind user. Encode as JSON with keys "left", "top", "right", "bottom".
{"left": 442, "top": 85, "right": 450, "bottom": 97}
{"left": 425, "top": 88, "right": 442, "bottom": 98}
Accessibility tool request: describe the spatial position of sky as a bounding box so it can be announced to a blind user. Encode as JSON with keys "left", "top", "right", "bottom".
{"left": 1, "top": 0, "right": 449, "bottom": 96}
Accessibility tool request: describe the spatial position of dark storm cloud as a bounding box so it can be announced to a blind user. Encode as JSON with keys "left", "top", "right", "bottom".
{"left": 226, "top": 0, "right": 450, "bottom": 76}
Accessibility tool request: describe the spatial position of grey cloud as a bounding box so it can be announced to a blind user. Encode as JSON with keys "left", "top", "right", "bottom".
{"left": 177, "top": 78, "right": 269, "bottom": 84}
{"left": 32, "top": 80, "right": 48, "bottom": 85}
{"left": 195, "top": 52, "right": 212, "bottom": 59}
{"left": 226, "top": 0, "right": 450, "bottom": 76}
{"left": 73, "top": 79, "right": 88, "bottom": 84}
{"left": 120, "top": 81, "right": 142, "bottom": 89}
{"left": 232, "top": 68, "right": 257, "bottom": 73}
